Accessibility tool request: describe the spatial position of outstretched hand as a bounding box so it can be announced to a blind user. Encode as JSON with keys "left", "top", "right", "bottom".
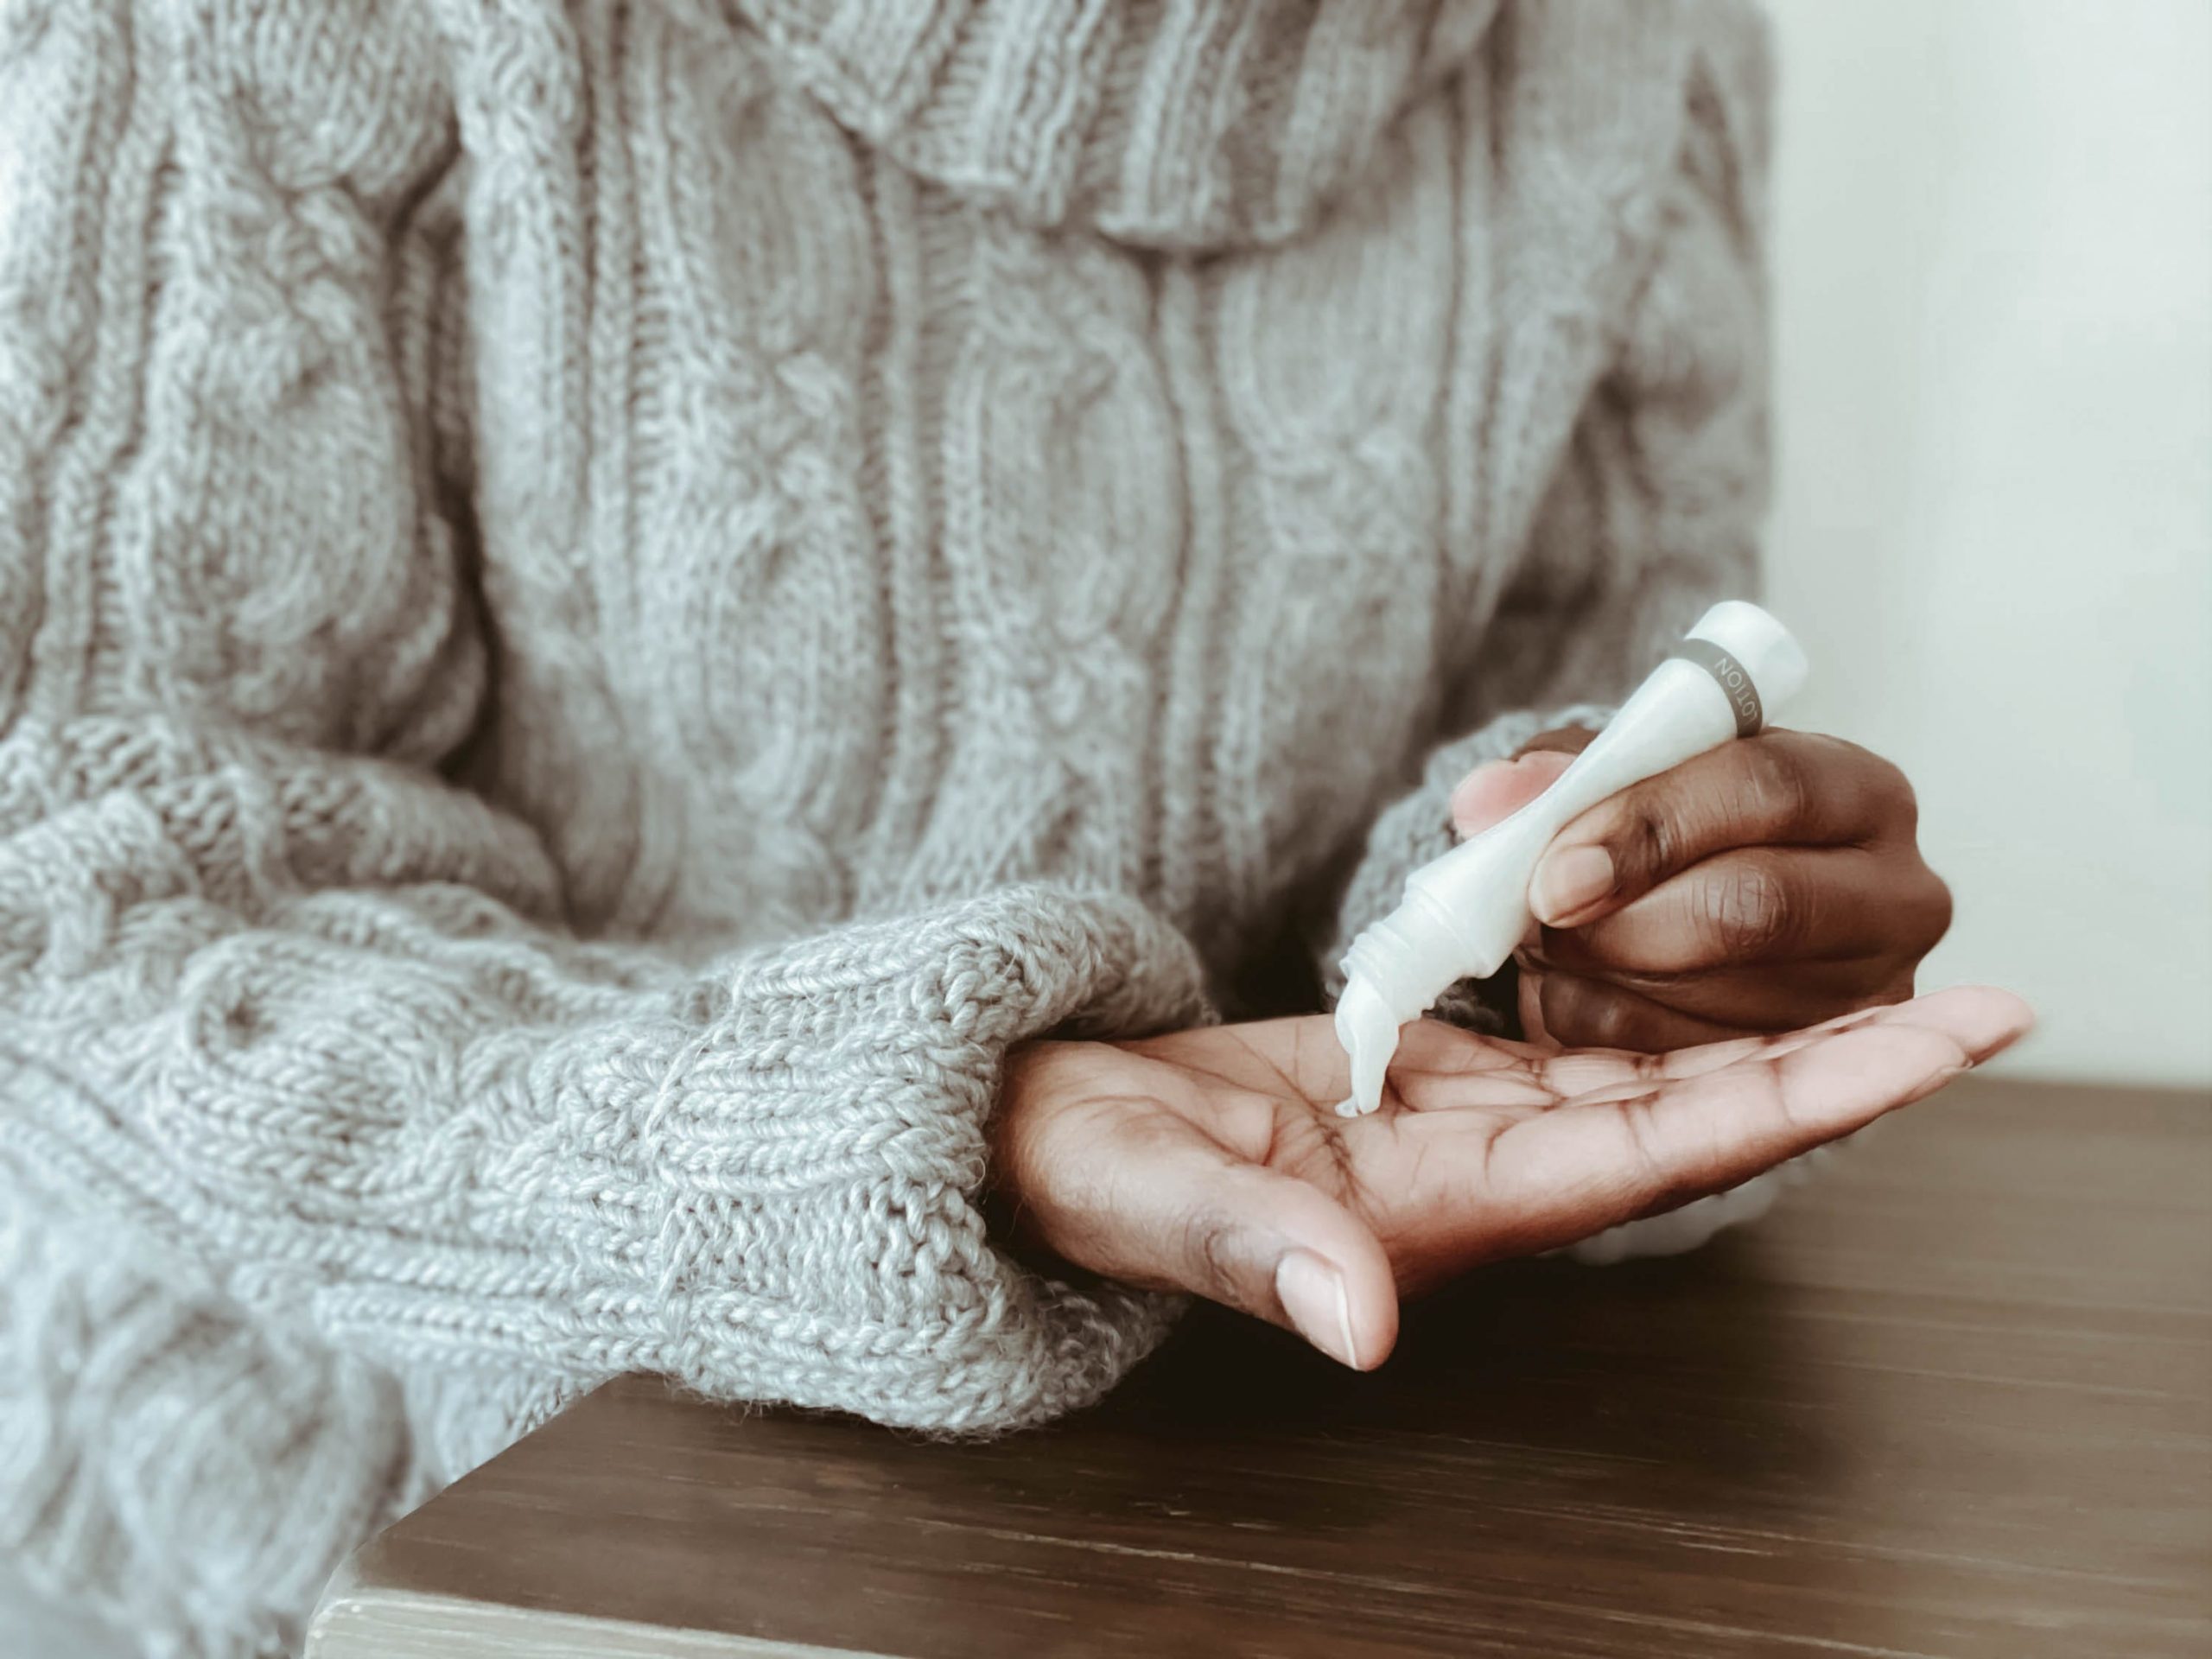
{"left": 989, "top": 988, "right": 2031, "bottom": 1369}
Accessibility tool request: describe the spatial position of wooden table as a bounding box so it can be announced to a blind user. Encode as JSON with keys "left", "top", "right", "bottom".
{"left": 307, "top": 1078, "right": 2212, "bottom": 1658}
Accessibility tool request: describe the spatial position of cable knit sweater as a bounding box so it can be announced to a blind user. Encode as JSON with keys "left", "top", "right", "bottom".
{"left": 0, "top": 1, "right": 1773, "bottom": 1652}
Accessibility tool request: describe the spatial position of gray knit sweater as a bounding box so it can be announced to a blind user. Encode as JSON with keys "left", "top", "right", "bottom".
{"left": 0, "top": 1, "right": 1771, "bottom": 1651}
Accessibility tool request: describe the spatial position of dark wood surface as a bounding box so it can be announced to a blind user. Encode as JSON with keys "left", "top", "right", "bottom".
{"left": 308, "top": 1077, "right": 2212, "bottom": 1658}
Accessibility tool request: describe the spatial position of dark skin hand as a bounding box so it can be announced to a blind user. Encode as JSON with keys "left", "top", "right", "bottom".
{"left": 988, "top": 727, "right": 2000, "bottom": 1372}
{"left": 1450, "top": 726, "right": 1955, "bottom": 1050}
{"left": 990, "top": 990, "right": 2031, "bottom": 1369}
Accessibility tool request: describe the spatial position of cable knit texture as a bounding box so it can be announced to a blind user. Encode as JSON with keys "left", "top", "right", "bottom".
{"left": 0, "top": 1, "right": 1771, "bottom": 1652}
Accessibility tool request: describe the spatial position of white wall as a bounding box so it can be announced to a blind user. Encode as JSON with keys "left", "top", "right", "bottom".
{"left": 1764, "top": 0, "right": 2212, "bottom": 1086}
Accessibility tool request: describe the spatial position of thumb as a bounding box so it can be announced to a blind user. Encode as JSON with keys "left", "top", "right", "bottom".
{"left": 1084, "top": 1112, "right": 1398, "bottom": 1370}
{"left": 1450, "top": 749, "right": 1574, "bottom": 839}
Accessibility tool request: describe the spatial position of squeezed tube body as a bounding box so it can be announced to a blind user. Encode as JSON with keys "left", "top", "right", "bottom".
{"left": 1333, "top": 601, "right": 1807, "bottom": 1116}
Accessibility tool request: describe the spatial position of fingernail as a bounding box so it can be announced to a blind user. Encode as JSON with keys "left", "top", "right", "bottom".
{"left": 1450, "top": 757, "right": 1516, "bottom": 810}
{"left": 1532, "top": 843, "right": 1614, "bottom": 924}
{"left": 1274, "top": 1249, "right": 1361, "bottom": 1369}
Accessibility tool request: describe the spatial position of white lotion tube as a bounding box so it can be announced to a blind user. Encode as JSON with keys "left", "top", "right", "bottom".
{"left": 1334, "top": 601, "right": 1809, "bottom": 1116}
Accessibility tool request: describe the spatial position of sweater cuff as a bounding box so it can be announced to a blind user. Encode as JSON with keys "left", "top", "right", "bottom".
{"left": 533, "top": 881, "right": 1213, "bottom": 1433}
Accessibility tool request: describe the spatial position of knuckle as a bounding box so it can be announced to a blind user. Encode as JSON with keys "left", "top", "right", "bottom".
{"left": 1915, "top": 869, "right": 1955, "bottom": 950}
{"left": 1180, "top": 1210, "right": 1249, "bottom": 1306}
{"left": 1742, "top": 737, "right": 1815, "bottom": 830}
{"left": 1860, "top": 746, "right": 1918, "bottom": 832}
{"left": 1700, "top": 860, "right": 1795, "bottom": 957}
{"left": 1829, "top": 736, "right": 1916, "bottom": 837}
{"left": 1617, "top": 799, "right": 1676, "bottom": 891}
{"left": 1866, "top": 978, "right": 1916, "bottom": 1009}
{"left": 1890, "top": 766, "right": 1921, "bottom": 836}
{"left": 1546, "top": 974, "right": 1636, "bottom": 1051}
{"left": 1539, "top": 972, "right": 1589, "bottom": 1043}
{"left": 1872, "top": 861, "right": 1952, "bottom": 962}
{"left": 1872, "top": 750, "right": 1914, "bottom": 804}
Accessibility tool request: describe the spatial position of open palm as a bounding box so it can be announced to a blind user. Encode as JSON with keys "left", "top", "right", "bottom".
{"left": 991, "top": 987, "right": 2031, "bottom": 1368}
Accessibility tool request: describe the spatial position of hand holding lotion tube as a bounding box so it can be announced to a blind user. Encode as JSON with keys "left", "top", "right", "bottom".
{"left": 1333, "top": 601, "right": 1809, "bottom": 1116}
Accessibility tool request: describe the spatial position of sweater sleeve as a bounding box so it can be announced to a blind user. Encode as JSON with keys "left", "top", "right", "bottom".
{"left": 1319, "top": 12, "right": 1774, "bottom": 1033}
{"left": 0, "top": 6, "right": 1204, "bottom": 1649}
{"left": 726, "top": 0, "right": 1497, "bottom": 250}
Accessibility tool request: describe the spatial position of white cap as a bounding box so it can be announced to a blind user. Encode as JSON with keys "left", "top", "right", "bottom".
{"left": 1687, "top": 601, "right": 1809, "bottom": 710}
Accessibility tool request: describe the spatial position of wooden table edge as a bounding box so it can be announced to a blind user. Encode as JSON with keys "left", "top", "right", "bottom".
{"left": 306, "top": 1571, "right": 903, "bottom": 1659}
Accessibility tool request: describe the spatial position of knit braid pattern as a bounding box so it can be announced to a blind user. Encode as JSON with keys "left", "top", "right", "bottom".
{"left": 0, "top": 0, "right": 1772, "bottom": 1651}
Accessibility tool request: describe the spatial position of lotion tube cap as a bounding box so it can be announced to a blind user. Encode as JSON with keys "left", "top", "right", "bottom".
{"left": 1687, "top": 601, "right": 1809, "bottom": 714}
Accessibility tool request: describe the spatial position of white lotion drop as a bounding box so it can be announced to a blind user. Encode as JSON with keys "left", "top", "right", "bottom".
{"left": 1333, "top": 601, "right": 1809, "bottom": 1116}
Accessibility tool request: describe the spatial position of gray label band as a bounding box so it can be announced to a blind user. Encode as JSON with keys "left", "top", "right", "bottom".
{"left": 1671, "top": 638, "right": 1763, "bottom": 736}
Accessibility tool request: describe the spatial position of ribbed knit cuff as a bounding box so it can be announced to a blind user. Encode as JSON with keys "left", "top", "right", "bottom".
{"left": 510, "top": 882, "right": 1215, "bottom": 1433}
{"left": 239, "top": 885, "right": 1203, "bottom": 1442}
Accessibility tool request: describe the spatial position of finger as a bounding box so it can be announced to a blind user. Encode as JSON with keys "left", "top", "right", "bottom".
{"left": 1830, "top": 982, "right": 2036, "bottom": 1067}
{"left": 1389, "top": 984, "right": 1985, "bottom": 1107}
{"left": 1490, "top": 988, "right": 2034, "bottom": 1250}
{"left": 1517, "top": 963, "right": 1553, "bottom": 1048}
{"left": 1522, "top": 966, "right": 1753, "bottom": 1052}
{"left": 1447, "top": 725, "right": 1598, "bottom": 839}
{"left": 1533, "top": 1001, "right": 1899, "bottom": 1103}
{"left": 1385, "top": 989, "right": 1999, "bottom": 1127}
{"left": 1515, "top": 725, "right": 1601, "bottom": 760}
{"left": 1541, "top": 847, "right": 1953, "bottom": 976}
{"left": 1529, "top": 732, "right": 1914, "bottom": 929}
{"left": 1529, "top": 957, "right": 1910, "bottom": 1038}
{"left": 1531, "top": 988, "right": 2022, "bottom": 1102}
{"left": 1450, "top": 749, "right": 1573, "bottom": 839}
{"left": 1048, "top": 1105, "right": 1399, "bottom": 1371}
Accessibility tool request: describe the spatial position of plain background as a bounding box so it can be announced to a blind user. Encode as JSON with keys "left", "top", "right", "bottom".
{"left": 1764, "top": 0, "right": 2212, "bottom": 1087}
